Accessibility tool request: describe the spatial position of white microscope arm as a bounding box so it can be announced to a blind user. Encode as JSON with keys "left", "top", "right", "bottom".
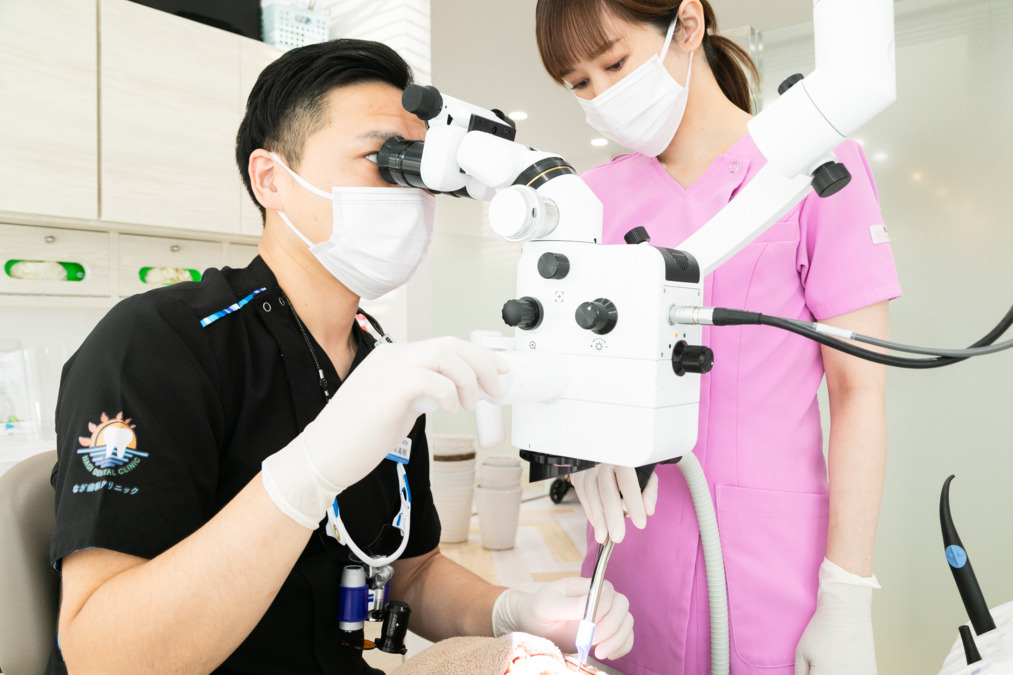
{"left": 678, "top": 0, "right": 896, "bottom": 277}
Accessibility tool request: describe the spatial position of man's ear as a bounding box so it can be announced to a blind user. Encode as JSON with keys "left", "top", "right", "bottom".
{"left": 249, "top": 149, "right": 285, "bottom": 214}
{"left": 676, "top": 0, "right": 706, "bottom": 52}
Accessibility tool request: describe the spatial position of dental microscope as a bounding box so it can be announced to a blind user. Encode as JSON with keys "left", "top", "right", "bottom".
{"left": 377, "top": 0, "right": 1013, "bottom": 670}
{"left": 376, "top": 1, "right": 898, "bottom": 671}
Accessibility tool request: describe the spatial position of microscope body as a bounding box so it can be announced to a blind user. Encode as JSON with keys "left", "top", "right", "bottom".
{"left": 504, "top": 238, "right": 704, "bottom": 470}
{"left": 382, "top": 0, "right": 896, "bottom": 474}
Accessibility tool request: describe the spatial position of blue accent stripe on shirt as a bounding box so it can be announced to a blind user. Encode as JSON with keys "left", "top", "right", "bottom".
{"left": 200, "top": 288, "right": 266, "bottom": 328}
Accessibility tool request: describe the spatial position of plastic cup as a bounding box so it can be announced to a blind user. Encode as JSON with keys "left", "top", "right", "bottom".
{"left": 432, "top": 484, "right": 475, "bottom": 544}
{"left": 479, "top": 462, "right": 522, "bottom": 487}
{"left": 474, "top": 484, "right": 522, "bottom": 550}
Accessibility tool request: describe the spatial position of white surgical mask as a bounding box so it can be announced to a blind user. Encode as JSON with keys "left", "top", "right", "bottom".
{"left": 577, "top": 18, "right": 694, "bottom": 157}
{"left": 271, "top": 152, "right": 435, "bottom": 300}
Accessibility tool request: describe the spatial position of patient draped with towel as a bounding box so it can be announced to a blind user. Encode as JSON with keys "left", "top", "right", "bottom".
{"left": 392, "top": 632, "right": 607, "bottom": 674}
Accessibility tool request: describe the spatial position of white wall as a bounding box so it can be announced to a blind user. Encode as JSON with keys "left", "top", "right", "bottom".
{"left": 760, "top": 1, "right": 1013, "bottom": 671}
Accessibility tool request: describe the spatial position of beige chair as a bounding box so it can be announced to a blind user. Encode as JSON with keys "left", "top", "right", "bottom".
{"left": 0, "top": 450, "right": 59, "bottom": 675}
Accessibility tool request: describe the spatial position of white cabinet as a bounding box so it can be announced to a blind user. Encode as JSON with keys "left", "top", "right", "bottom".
{"left": 0, "top": 0, "right": 98, "bottom": 220}
{"left": 228, "top": 243, "right": 261, "bottom": 268}
{"left": 100, "top": 0, "right": 242, "bottom": 234}
{"left": 117, "top": 235, "right": 226, "bottom": 297}
{"left": 239, "top": 41, "right": 284, "bottom": 237}
{"left": 0, "top": 224, "right": 110, "bottom": 297}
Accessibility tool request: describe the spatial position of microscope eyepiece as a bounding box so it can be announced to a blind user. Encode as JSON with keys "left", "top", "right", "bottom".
{"left": 376, "top": 136, "right": 427, "bottom": 190}
{"left": 375, "top": 136, "right": 469, "bottom": 196}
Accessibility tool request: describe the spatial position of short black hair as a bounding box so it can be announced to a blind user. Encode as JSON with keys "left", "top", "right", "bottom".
{"left": 235, "top": 39, "right": 414, "bottom": 220}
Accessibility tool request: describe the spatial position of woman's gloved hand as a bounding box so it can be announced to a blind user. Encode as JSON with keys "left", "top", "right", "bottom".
{"left": 491, "top": 577, "right": 634, "bottom": 661}
{"left": 262, "top": 336, "right": 509, "bottom": 529}
{"left": 571, "top": 464, "right": 659, "bottom": 544}
{"left": 795, "top": 558, "right": 880, "bottom": 674}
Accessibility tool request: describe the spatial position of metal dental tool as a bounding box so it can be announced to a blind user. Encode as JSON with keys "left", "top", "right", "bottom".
{"left": 576, "top": 536, "right": 616, "bottom": 668}
{"left": 575, "top": 464, "right": 657, "bottom": 669}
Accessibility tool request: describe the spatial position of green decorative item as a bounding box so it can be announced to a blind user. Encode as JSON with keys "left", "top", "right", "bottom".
{"left": 138, "top": 267, "right": 202, "bottom": 285}
{"left": 4, "top": 260, "right": 86, "bottom": 281}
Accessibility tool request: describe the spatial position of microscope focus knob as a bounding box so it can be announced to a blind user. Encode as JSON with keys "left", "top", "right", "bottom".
{"left": 502, "top": 297, "right": 543, "bottom": 330}
{"left": 671, "top": 341, "right": 714, "bottom": 376}
{"left": 778, "top": 73, "right": 804, "bottom": 95}
{"left": 575, "top": 298, "right": 618, "bottom": 335}
{"left": 624, "top": 226, "right": 651, "bottom": 245}
{"left": 537, "top": 252, "right": 570, "bottom": 280}
{"left": 401, "top": 84, "right": 443, "bottom": 121}
{"left": 811, "top": 161, "right": 852, "bottom": 198}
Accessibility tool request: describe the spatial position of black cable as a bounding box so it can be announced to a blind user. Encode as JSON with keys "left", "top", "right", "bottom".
{"left": 710, "top": 305, "right": 1013, "bottom": 369}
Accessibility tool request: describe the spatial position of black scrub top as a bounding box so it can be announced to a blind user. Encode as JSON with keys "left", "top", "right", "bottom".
{"left": 47, "top": 256, "right": 441, "bottom": 674}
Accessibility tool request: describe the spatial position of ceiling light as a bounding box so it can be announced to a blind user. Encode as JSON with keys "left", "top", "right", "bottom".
{"left": 591, "top": 138, "right": 608, "bottom": 147}
{"left": 508, "top": 111, "right": 528, "bottom": 121}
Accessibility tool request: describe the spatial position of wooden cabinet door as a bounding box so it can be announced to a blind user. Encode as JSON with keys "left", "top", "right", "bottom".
{"left": 100, "top": 0, "right": 242, "bottom": 234}
{"left": 0, "top": 0, "right": 98, "bottom": 220}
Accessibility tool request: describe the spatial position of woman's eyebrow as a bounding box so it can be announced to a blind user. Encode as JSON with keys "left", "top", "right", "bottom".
{"left": 561, "top": 38, "right": 621, "bottom": 78}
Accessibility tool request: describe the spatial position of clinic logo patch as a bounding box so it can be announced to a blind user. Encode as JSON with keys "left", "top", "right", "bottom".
{"left": 76, "top": 412, "right": 148, "bottom": 478}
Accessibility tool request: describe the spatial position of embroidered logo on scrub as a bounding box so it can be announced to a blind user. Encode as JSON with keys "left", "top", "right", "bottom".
{"left": 74, "top": 412, "right": 148, "bottom": 494}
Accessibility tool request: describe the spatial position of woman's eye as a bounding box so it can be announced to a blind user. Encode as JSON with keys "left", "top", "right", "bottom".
{"left": 606, "top": 58, "right": 626, "bottom": 72}
{"left": 571, "top": 79, "right": 588, "bottom": 90}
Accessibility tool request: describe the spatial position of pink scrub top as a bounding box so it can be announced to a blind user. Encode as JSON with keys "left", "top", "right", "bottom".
{"left": 578, "top": 134, "right": 901, "bottom": 675}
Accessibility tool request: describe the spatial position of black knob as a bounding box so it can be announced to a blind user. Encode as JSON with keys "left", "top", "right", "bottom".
{"left": 575, "top": 298, "right": 618, "bottom": 335}
{"left": 537, "top": 252, "right": 570, "bottom": 280}
{"left": 375, "top": 601, "right": 410, "bottom": 655}
{"left": 672, "top": 340, "right": 714, "bottom": 376}
{"left": 811, "top": 161, "right": 852, "bottom": 198}
{"left": 624, "top": 226, "right": 651, "bottom": 245}
{"left": 502, "top": 297, "right": 543, "bottom": 330}
{"left": 402, "top": 84, "right": 443, "bottom": 121}
{"left": 778, "top": 73, "right": 804, "bottom": 95}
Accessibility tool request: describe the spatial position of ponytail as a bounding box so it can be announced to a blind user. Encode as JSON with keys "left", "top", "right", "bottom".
{"left": 692, "top": 1, "right": 757, "bottom": 114}
{"left": 702, "top": 30, "right": 758, "bottom": 114}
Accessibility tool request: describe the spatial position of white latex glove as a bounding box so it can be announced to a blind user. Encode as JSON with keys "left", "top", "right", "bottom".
{"left": 572, "top": 464, "right": 659, "bottom": 544}
{"left": 795, "top": 558, "right": 881, "bottom": 675}
{"left": 262, "top": 336, "right": 508, "bottom": 528}
{"left": 492, "top": 577, "right": 634, "bottom": 661}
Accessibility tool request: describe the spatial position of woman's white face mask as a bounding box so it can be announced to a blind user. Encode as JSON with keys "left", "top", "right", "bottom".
{"left": 576, "top": 17, "right": 694, "bottom": 157}
{"left": 271, "top": 152, "right": 435, "bottom": 300}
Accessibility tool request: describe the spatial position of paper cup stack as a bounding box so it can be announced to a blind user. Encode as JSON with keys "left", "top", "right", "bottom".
{"left": 475, "top": 456, "right": 524, "bottom": 550}
{"left": 429, "top": 434, "right": 477, "bottom": 544}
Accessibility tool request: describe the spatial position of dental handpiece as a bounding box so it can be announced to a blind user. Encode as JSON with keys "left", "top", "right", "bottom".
{"left": 576, "top": 537, "right": 616, "bottom": 667}
{"left": 575, "top": 462, "right": 661, "bottom": 668}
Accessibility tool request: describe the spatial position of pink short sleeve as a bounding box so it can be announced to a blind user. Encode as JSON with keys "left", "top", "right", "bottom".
{"left": 797, "top": 140, "right": 902, "bottom": 320}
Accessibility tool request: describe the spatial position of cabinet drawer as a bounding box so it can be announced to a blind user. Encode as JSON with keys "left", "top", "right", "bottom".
{"left": 118, "top": 235, "right": 224, "bottom": 297}
{"left": 0, "top": 224, "right": 110, "bottom": 296}
{"left": 228, "top": 243, "right": 259, "bottom": 269}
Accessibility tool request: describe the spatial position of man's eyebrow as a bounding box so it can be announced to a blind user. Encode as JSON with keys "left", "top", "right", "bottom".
{"left": 560, "top": 38, "right": 621, "bottom": 78}
{"left": 355, "top": 129, "right": 402, "bottom": 143}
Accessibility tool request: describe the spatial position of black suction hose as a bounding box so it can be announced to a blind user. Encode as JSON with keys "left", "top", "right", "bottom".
{"left": 709, "top": 304, "right": 1013, "bottom": 369}
{"left": 940, "top": 475, "right": 996, "bottom": 636}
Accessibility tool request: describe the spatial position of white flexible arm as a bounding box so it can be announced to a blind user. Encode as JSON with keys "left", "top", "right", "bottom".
{"left": 752, "top": 0, "right": 896, "bottom": 178}
{"left": 680, "top": 0, "right": 896, "bottom": 277}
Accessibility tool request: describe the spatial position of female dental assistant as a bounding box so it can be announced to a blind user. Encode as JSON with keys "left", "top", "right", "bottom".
{"left": 535, "top": 1, "right": 901, "bottom": 674}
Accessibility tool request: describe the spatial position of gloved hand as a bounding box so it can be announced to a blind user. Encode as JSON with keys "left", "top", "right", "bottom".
{"left": 262, "top": 336, "right": 508, "bottom": 529}
{"left": 492, "top": 577, "right": 634, "bottom": 661}
{"left": 572, "top": 464, "right": 659, "bottom": 544}
{"left": 795, "top": 557, "right": 880, "bottom": 675}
